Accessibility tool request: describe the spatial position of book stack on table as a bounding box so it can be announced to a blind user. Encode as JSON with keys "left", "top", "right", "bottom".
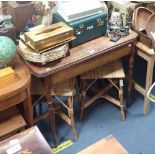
{"left": 18, "top": 22, "right": 75, "bottom": 65}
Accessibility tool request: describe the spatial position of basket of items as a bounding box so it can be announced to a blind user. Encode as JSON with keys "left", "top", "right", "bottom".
{"left": 132, "top": 7, "right": 153, "bottom": 32}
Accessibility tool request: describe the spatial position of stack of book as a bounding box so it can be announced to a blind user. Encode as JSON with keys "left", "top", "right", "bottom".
{"left": 18, "top": 22, "right": 75, "bottom": 65}
{"left": 0, "top": 67, "right": 17, "bottom": 89}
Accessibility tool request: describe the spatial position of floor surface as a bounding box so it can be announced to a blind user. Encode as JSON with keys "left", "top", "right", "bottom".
{"left": 37, "top": 55, "right": 155, "bottom": 154}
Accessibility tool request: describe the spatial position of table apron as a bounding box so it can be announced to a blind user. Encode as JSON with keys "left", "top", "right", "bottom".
{"left": 0, "top": 91, "right": 27, "bottom": 111}
{"left": 50, "top": 46, "right": 131, "bottom": 84}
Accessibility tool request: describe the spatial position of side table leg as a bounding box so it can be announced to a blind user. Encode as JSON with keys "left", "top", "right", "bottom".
{"left": 144, "top": 57, "right": 154, "bottom": 115}
{"left": 126, "top": 42, "right": 136, "bottom": 108}
{"left": 23, "top": 86, "right": 33, "bottom": 127}
{"left": 44, "top": 78, "right": 57, "bottom": 146}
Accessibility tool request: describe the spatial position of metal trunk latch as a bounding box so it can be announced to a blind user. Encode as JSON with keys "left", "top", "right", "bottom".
{"left": 76, "top": 24, "right": 84, "bottom": 35}
{"left": 97, "top": 18, "right": 104, "bottom": 27}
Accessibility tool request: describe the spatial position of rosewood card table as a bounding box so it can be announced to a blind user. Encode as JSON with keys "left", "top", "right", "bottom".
{"left": 18, "top": 31, "right": 138, "bottom": 145}
{"left": 0, "top": 54, "right": 33, "bottom": 127}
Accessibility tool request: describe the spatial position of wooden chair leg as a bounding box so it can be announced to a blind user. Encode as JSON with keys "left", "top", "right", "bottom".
{"left": 119, "top": 79, "right": 125, "bottom": 121}
{"left": 75, "top": 79, "right": 81, "bottom": 106}
{"left": 32, "top": 95, "right": 38, "bottom": 117}
{"left": 144, "top": 57, "right": 154, "bottom": 115}
{"left": 68, "top": 96, "right": 78, "bottom": 141}
{"left": 32, "top": 95, "right": 44, "bottom": 118}
{"left": 44, "top": 78, "right": 57, "bottom": 146}
{"left": 47, "top": 99, "right": 57, "bottom": 146}
{"left": 80, "top": 79, "right": 86, "bottom": 121}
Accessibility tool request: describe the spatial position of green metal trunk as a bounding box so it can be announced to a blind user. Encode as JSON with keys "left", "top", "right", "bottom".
{"left": 53, "top": 12, "right": 107, "bottom": 48}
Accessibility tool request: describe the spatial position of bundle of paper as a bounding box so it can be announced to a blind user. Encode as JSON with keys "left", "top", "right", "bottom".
{"left": 24, "top": 22, "right": 75, "bottom": 52}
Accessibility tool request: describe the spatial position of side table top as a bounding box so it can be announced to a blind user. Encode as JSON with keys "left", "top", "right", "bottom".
{"left": 0, "top": 53, "right": 31, "bottom": 100}
{"left": 18, "top": 30, "right": 138, "bottom": 78}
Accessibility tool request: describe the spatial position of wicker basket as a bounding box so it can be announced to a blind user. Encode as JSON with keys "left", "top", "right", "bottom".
{"left": 146, "top": 13, "right": 155, "bottom": 39}
{"left": 31, "top": 76, "right": 76, "bottom": 96}
{"left": 132, "top": 7, "right": 153, "bottom": 32}
{"left": 18, "top": 40, "right": 69, "bottom": 65}
{"left": 81, "top": 60, "right": 125, "bottom": 79}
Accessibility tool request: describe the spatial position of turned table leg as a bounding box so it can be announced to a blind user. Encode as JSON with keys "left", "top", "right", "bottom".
{"left": 44, "top": 78, "right": 57, "bottom": 146}
{"left": 23, "top": 86, "right": 33, "bottom": 127}
{"left": 126, "top": 41, "right": 136, "bottom": 108}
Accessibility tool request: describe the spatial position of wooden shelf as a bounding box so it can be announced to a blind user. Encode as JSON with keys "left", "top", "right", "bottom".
{"left": 0, "top": 106, "right": 26, "bottom": 139}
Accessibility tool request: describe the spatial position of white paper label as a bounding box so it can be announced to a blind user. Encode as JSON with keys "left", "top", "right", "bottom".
{"left": 9, "top": 139, "right": 19, "bottom": 145}
{"left": 119, "top": 79, "right": 124, "bottom": 87}
{"left": 6, "top": 144, "right": 22, "bottom": 154}
{"left": 88, "top": 50, "right": 95, "bottom": 54}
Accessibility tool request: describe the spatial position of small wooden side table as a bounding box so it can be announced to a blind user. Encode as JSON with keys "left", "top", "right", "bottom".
{"left": 18, "top": 31, "right": 137, "bottom": 145}
{"left": 78, "top": 135, "right": 128, "bottom": 154}
{"left": 0, "top": 53, "right": 33, "bottom": 127}
{"left": 0, "top": 126, "right": 52, "bottom": 154}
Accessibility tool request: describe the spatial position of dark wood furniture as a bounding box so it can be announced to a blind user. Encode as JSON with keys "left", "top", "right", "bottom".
{"left": 7, "top": 1, "right": 35, "bottom": 33}
{"left": 78, "top": 135, "right": 128, "bottom": 154}
{"left": 0, "top": 126, "right": 52, "bottom": 154}
{"left": 0, "top": 54, "right": 33, "bottom": 127}
{"left": 18, "top": 31, "right": 138, "bottom": 145}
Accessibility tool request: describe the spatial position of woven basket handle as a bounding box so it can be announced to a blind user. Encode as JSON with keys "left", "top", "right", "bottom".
{"left": 147, "top": 82, "right": 155, "bottom": 102}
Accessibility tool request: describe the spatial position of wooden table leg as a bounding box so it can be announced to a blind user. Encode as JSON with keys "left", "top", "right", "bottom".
{"left": 126, "top": 41, "right": 136, "bottom": 108}
{"left": 144, "top": 56, "right": 154, "bottom": 115}
{"left": 23, "top": 86, "right": 33, "bottom": 127}
{"left": 43, "top": 78, "right": 57, "bottom": 146}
